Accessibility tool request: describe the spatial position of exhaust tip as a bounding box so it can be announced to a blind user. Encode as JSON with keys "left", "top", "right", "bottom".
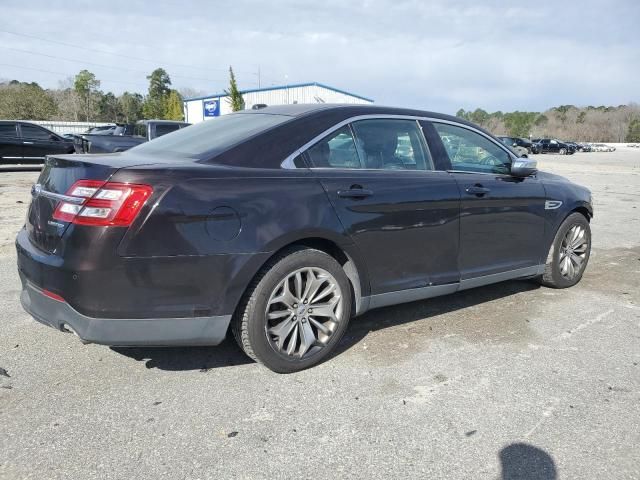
{"left": 61, "top": 323, "right": 77, "bottom": 335}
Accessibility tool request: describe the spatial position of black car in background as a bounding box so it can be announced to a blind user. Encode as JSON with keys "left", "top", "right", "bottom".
{"left": 577, "top": 143, "right": 592, "bottom": 152}
{"left": 533, "top": 138, "right": 575, "bottom": 155}
{"left": 497, "top": 136, "right": 533, "bottom": 153}
{"left": 73, "top": 120, "right": 190, "bottom": 154}
{"left": 17, "top": 105, "right": 593, "bottom": 372}
{"left": 0, "top": 121, "right": 74, "bottom": 164}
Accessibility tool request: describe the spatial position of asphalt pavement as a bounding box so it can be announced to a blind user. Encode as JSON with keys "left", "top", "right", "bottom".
{"left": 1, "top": 151, "right": 639, "bottom": 479}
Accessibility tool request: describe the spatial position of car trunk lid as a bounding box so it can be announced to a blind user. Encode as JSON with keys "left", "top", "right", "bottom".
{"left": 26, "top": 154, "right": 150, "bottom": 254}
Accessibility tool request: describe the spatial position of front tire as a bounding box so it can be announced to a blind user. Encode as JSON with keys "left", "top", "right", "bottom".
{"left": 232, "top": 247, "right": 352, "bottom": 373}
{"left": 559, "top": 148, "right": 567, "bottom": 155}
{"left": 539, "top": 212, "right": 591, "bottom": 288}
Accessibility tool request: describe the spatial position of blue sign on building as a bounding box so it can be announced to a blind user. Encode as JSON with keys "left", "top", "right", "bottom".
{"left": 203, "top": 99, "right": 220, "bottom": 117}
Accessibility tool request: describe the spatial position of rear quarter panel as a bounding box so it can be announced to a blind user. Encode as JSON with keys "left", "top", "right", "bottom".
{"left": 110, "top": 166, "right": 358, "bottom": 316}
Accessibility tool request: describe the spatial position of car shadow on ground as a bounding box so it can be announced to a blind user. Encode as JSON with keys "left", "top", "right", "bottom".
{"left": 334, "top": 279, "right": 541, "bottom": 357}
{"left": 112, "top": 279, "right": 540, "bottom": 371}
{"left": 499, "top": 443, "right": 557, "bottom": 480}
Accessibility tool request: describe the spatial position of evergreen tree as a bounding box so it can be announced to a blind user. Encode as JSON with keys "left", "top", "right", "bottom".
{"left": 119, "top": 92, "right": 144, "bottom": 123}
{"left": 74, "top": 70, "right": 100, "bottom": 121}
{"left": 164, "top": 90, "right": 184, "bottom": 120}
{"left": 143, "top": 68, "right": 172, "bottom": 119}
{"left": 626, "top": 118, "right": 640, "bottom": 142}
{"left": 225, "top": 67, "right": 244, "bottom": 112}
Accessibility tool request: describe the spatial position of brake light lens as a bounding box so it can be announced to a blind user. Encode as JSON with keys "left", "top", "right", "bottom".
{"left": 52, "top": 180, "right": 153, "bottom": 226}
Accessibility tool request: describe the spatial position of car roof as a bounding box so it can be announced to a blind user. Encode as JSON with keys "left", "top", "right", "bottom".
{"left": 236, "top": 103, "right": 465, "bottom": 124}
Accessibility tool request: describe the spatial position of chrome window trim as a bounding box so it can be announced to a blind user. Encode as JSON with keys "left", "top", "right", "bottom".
{"left": 280, "top": 114, "right": 516, "bottom": 169}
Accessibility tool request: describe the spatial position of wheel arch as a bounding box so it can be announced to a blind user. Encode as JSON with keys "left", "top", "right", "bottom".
{"left": 232, "top": 236, "right": 370, "bottom": 319}
{"left": 571, "top": 205, "right": 592, "bottom": 222}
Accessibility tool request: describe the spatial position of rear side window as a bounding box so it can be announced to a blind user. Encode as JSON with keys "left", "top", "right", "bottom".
{"left": 21, "top": 124, "right": 52, "bottom": 141}
{"left": 433, "top": 123, "right": 511, "bottom": 174}
{"left": 0, "top": 123, "right": 17, "bottom": 137}
{"left": 131, "top": 113, "right": 291, "bottom": 159}
{"left": 307, "top": 126, "right": 362, "bottom": 168}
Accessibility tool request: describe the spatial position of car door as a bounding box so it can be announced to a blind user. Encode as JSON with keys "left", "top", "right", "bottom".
{"left": 425, "top": 121, "right": 546, "bottom": 281}
{"left": 19, "top": 123, "right": 67, "bottom": 161}
{"left": 306, "top": 119, "right": 461, "bottom": 297}
{"left": 548, "top": 139, "right": 560, "bottom": 153}
{"left": 0, "top": 122, "right": 23, "bottom": 161}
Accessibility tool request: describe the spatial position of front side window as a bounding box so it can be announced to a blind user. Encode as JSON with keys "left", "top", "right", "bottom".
{"left": 433, "top": 123, "right": 511, "bottom": 174}
{"left": 21, "top": 124, "right": 53, "bottom": 141}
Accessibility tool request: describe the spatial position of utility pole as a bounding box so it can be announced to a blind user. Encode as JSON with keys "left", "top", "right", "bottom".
{"left": 257, "top": 65, "right": 261, "bottom": 88}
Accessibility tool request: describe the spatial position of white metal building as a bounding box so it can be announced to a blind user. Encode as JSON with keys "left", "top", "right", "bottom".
{"left": 183, "top": 82, "right": 373, "bottom": 124}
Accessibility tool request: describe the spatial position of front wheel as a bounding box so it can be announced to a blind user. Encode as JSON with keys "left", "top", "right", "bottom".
{"left": 232, "top": 247, "right": 352, "bottom": 373}
{"left": 539, "top": 212, "right": 591, "bottom": 288}
{"left": 559, "top": 148, "right": 567, "bottom": 155}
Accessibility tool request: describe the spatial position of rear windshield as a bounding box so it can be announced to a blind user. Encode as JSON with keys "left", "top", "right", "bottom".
{"left": 130, "top": 113, "right": 291, "bottom": 159}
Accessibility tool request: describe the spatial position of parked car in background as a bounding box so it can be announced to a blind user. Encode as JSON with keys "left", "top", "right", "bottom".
{"left": 498, "top": 137, "right": 528, "bottom": 156}
{"left": 73, "top": 120, "right": 190, "bottom": 153}
{"left": 564, "top": 141, "right": 580, "bottom": 152}
{"left": 497, "top": 136, "right": 533, "bottom": 154}
{"left": 591, "top": 143, "right": 615, "bottom": 152}
{"left": 533, "top": 139, "right": 575, "bottom": 155}
{"left": 576, "top": 143, "right": 592, "bottom": 152}
{"left": 1, "top": 120, "right": 75, "bottom": 164}
{"left": 17, "top": 104, "right": 593, "bottom": 372}
{"left": 85, "top": 125, "right": 117, "bottom": 135}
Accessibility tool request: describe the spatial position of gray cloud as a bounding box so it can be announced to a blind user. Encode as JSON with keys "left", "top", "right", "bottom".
{"left": 1, "top": 0, "right": 638, "bottom": 113}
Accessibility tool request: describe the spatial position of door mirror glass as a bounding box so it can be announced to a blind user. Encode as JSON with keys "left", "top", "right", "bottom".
{"left": 511, "top": 158, "right": 537, "bottom": 177}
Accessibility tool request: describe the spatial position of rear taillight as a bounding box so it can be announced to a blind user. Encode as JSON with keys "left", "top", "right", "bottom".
{"left": 52, "top": 180, "right": 153, "bottom": 226}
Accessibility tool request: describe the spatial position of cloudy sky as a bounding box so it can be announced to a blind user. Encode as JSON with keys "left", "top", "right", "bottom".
{"left": 1, "top": 0, "right": 638, "bottom": 114}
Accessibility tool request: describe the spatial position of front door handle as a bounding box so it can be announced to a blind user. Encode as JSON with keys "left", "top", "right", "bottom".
{"left": 23, "top": 141, "right": 34, "bottom": 145}
{"left": 465, "top": 185, "right": 491, "bottom": 196}
{"left": 337, "top": 188, "right": 373, "bottom": 199}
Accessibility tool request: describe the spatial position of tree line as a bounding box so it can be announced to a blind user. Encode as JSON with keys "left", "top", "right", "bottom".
{"left": 0, "top": 66, "right": 245, "bottom": 124}
{"left": 0, "top": 67, "right": 189, "bottom": 124}
{"left": 456, "top": 104, "right": 640, "bottom": 143}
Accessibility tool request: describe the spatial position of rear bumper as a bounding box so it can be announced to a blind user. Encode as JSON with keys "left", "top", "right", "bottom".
{"left": 20, "top": 278, "right": 231, "bottom": 346}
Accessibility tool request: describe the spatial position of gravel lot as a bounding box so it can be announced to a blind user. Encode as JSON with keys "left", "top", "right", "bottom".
{"left": 1, "top": 151, "right": 639, "bottom": 479}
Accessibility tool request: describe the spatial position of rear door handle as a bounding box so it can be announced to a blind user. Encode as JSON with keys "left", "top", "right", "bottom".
{"left": 465, "top": 185, "right": 491, "bottom": 196}
{"left": 23, "top": 141, "right": 34, "bottom": 145}
{"left": 337, "top": 188, "right": 373, "bottom": 199}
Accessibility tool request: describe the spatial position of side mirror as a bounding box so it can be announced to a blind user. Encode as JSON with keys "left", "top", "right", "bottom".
{"left": 511, "top": 158, "right": 537, "bottom": 177}
{"left": 512, "top": 142, "right": 518, "bottom": 147}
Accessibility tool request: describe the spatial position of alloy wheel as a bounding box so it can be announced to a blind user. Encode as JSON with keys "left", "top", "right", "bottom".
{"left": 265, "top": 267, "right": 343, "bottom": 359}
{"left": 559, "top": 225, "right": 589, "bottom": 279}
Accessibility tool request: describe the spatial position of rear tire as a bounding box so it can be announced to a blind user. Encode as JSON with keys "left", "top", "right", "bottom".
{"left": 232, "top": 247, "right": 352, "bottom": 373}
{"left": 539, "top": 212, "right": 591, "bottom": 288}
